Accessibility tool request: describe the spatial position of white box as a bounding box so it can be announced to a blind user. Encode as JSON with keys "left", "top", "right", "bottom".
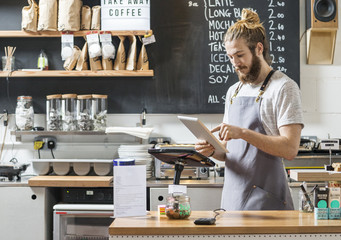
{"left": 101, "top": 0, "right": 150, "bottom": 30}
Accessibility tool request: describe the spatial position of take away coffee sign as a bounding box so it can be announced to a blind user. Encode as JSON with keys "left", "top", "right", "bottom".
{"left": 101, "top": 0, "right": 150, "bottom": 30}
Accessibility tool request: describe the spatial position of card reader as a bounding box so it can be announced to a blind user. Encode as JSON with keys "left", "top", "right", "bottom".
{"left": 194, "top": 217, "right": 216, "bottom": 225}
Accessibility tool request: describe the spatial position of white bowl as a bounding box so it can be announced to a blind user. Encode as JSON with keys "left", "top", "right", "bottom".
{"left": 53, "top": 162, "right": 70, "bottom": 176}
{"left": 32, "top": 161, "right": 51, "bottom": 175}
{"left": 73, "top": 162, "right": 91, "bottom": 176}
{"left": 94, "top": 162, "right": 111, "bottom": 176}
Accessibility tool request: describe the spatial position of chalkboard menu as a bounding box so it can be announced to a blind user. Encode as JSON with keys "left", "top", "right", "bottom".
{"left": 0, "top": 0, "right": 299, "bottom": 114}
{"left": 149, "top": 0, "right": 300, "bottom": 113}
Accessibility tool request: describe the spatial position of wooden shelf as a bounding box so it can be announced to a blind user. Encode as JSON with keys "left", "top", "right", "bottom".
{"left": 290, "top": 169, "right": 341, "bottom": 181}
{"left": 0, "top": 70, "right": 154, "bottom": 77}
{"left": 0, "top": 30, "right": 153, "bottom": 38}
{"left": 28, "top": 176, "right": 113, "bottom": 187}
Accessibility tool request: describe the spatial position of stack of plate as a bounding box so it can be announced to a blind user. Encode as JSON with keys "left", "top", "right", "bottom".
{"left": 117, "top": 144, "right": 154, "bottom": 178}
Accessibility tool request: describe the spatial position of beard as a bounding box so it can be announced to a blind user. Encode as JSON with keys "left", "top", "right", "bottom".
{"left": 236, "top": 53, "right": 261, "bottom": 84}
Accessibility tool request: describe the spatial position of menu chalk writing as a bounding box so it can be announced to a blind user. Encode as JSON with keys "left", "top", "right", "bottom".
{"left": 201, "top": 0, "right": 299, "bottom": 107}
{"left": 149, "top": 0, "right": 299, "bottom": 113}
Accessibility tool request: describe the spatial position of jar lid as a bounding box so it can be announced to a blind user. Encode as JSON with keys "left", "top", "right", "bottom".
{"left": 17, "top": 96, "right": 32, "bottom": 100}
{"left": 92, "top": 94, "right": 108, "bottom": 99}
{"left": 62, "top": 94, "right": 77, "bottom": 99}
{"left": 77, "top": 94, "right": 92, "bottom": 99}
{"left": 46, "top": 94, "right": 62, "bottom": 99}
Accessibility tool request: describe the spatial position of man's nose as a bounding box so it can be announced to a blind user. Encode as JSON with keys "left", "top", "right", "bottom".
{"left": 232, "top": 58, "right": 241, "bottom": 67}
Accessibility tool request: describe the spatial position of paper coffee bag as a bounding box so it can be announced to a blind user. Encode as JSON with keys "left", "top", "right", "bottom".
{"left": 22, "top": 0, "right": 39, "bottom": 32}
{"left": 126, "top": 35, "right": 137, "bottom": 71}
{"left": 58, "top": 0, "right": 82, "bottom": 31}
{"left": 114, "top": 36, "right": 126, "bottom": 70}
{"left": 137, "top": 36, "right": 149, "bottom": 70}
{"left": 81, "top": 5, "right": 91, "bottom": 30}
{"left": 37, "top": 0, "right": 58, "bottom": 31}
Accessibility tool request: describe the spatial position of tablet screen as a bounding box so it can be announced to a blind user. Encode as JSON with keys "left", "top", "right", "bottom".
{"left": 178, "top": 116, "right": 228, "bottom": 155}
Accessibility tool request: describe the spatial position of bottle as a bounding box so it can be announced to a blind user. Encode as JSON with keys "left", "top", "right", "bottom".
{"left": 15, "top": 96, "right": 34, "bottom": 131}
{"left": 61, "top": 94, "right": 77, "bottom": 131}
{"left": 46, "top": 94, "right": 62, "bottom": 131}
{"left": 92, "top": 94, "right": 108, "bottom": 131}
{"left": 37, "top": 49, "right": 49, "bottom": 70}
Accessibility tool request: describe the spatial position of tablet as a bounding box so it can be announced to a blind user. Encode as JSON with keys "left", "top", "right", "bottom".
{"left": 177, "top": 116, "right": 228, "bottom": 155}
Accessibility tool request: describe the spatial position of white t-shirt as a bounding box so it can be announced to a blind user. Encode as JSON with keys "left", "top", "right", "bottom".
{"left": 223, "top": 70, "right": 304, "bottom": 136}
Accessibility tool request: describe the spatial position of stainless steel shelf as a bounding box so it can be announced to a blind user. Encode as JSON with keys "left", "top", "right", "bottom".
{"left": 11, "top": 131, "right": 106, "bottom": 141}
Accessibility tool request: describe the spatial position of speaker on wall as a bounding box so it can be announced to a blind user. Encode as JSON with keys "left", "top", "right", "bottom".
{"left": 306, "top": 0, "right": 338, "bottom": 64}
{"left": 307, "top": 0, "right": 338, "bottom": 29}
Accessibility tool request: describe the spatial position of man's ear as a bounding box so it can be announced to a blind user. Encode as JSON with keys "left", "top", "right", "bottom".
{"left": 256, "top": 42, "right": 263, "bottom": 56}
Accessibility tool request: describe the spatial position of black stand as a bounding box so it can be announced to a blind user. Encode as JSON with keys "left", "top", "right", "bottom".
{"left": 173, "top": 162, "right": 184, "bottom": 185}
{"left": 148, "top": 148, "right": 215, "bottom": 185}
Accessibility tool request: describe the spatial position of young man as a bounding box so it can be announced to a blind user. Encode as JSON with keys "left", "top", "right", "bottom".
{"left": 195, "top": 9, "right": 304, "bottom": 210}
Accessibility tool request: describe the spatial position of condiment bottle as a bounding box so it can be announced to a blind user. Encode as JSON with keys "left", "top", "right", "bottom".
{"left": 46, "top": 94, "right": 62, "bottom": 131}
{"left": 61, "top": 94, "right": 77, "bottom": 131}
{"left": 15, "top": 96, "right": 34, "bottom": 131}
{"left": 92, "top": 94, "right": 108, "bottom": 131}
{"left": 77, "top": 94, "right": 93, "bottom": 131}
{"left": 37, "top": 49, "right": 49, "bottom": 70}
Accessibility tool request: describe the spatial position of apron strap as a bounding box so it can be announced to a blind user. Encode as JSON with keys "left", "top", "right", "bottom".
{"left": 230, "top": 69, "right": 276, "bottom": 104}
{"left": 255, "top": 69, "right": 275, "bottom": 103}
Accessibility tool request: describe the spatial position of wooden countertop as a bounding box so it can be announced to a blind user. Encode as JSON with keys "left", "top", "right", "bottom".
{"left": 28, "top": 176, "right": 113, "bottom": 187}
{"left": 290, "top": 169, "right": 341, "bottom": 181}
{"left": 27, "top": 176, "right": 224, "bottom": 188}
{"left": 109, "top": 211, "right": 341, "bottom": 235}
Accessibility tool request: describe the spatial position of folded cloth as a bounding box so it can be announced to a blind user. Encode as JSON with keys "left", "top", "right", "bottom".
{"left": 105, "top": 127, "right": 153, "bottom": 139}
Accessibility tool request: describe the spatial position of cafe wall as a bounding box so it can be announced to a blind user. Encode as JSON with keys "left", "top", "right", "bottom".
{"left": 0, "top": 0, "right": 341, "bottom": 172}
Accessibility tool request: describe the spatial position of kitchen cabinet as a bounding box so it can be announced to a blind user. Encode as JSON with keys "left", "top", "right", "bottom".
{"left": 0, "top": 186, "right": 57, "bottom": 240}
{"left": 0, "top": 30, "right": 154, "bottom": 77}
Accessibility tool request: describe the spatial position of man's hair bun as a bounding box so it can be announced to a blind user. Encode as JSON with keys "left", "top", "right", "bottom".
{"left": 239, "top": 9, "right": 261, "bottom": 29}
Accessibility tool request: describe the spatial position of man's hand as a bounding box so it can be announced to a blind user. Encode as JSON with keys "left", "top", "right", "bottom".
{"left": 211, "top": 123, "right": 244, "bottom": 141}
{"left": 194, "top": 140, "right": 215, "bottom": 157}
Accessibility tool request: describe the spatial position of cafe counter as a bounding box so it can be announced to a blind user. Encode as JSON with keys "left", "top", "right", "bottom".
{"left": 109, "top": 211, "right": 341, "bottom": 240}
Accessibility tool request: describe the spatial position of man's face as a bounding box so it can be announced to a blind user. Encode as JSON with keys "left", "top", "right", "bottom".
{"left": 225, "top": 38, "right": 261, "bottom": 84}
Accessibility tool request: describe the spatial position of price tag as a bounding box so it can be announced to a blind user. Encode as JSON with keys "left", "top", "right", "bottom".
{"left": 142, "top": 34, "right": 156, "bottom": 45}
{"left": 61, "top": 34, "right": 74, "bottom": 43}
{"left": 86, "top": 34, "right": 100, "bottom": 44}
{"left": 168, "top": 185, "right": 187, "bottom": 194}
{"left": 99, "top": 34, "right": 112, "bottom": 42}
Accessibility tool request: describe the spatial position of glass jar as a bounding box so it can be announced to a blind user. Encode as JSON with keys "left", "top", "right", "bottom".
{"left": 299, "top": 190, "right": 314, "bottom": 213}
{"left": 62, "top": 94, "right": 77, "bottom": 131}
{"left": 77, "top": 94, "right": 93, "bottom": 131}
{"left": 165, "top": 194, "right": 191, "bottom": 219}
{"left": 15, "top": 96, "right": 34, "bottom": 131}
{"left": 46, "top": 94, "right": 62, "bottom": 131}
{"left": 92, "top": 94, "right": 108, "bottom": 131}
